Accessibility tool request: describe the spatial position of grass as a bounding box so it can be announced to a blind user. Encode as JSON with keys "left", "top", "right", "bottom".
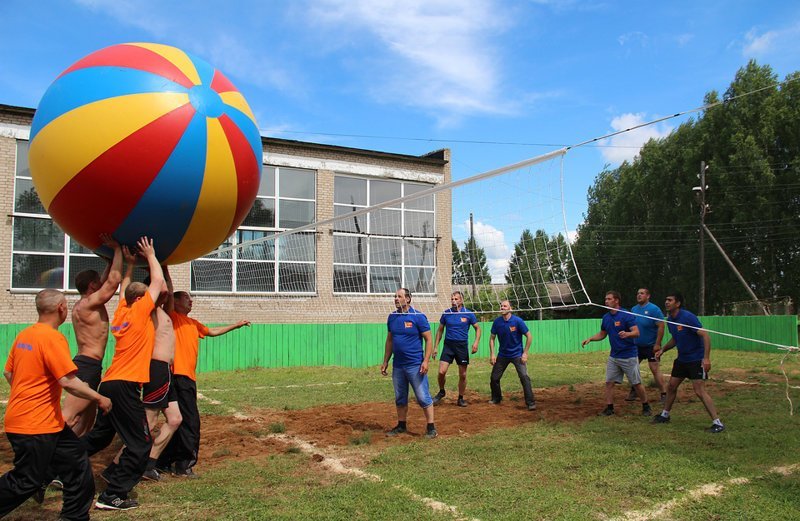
{"left": 2, "top": 348, "right": 799, "bottom": 520}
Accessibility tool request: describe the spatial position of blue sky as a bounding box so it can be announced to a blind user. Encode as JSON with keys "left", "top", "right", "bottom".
{"left": 2, "top": 0, "right": 798, "bottom": 281}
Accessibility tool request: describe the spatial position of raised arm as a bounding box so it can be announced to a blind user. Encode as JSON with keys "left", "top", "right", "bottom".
{"left": 163, "top": 265, "right": 175, "bottom": 313}
{"left": 88, "top": 234, "right": 123, "bottom": 306}
{"left": 137, "top": 237, "right": 164, "bottom": 303}
{"left": 206, "top": 320, "right": 251, "bottom": 337}
{"left": 119, "top": 245, "right": 137, "bottom": 299}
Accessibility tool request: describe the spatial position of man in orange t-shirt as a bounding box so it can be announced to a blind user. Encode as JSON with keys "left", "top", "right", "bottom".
{"left": 81, "top": 237, "right": 164, "bottom": 511}
{"left": 0, "top": 289, "right": 111, "bottom": 521}
{"left": 156, "top": 288, "right": 249, "bottom": 477}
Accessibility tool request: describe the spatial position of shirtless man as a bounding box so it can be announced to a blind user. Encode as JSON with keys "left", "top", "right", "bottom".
{"left": 140, "top": 265, "right": 181, "bottom": 481}
{"left": 62, "top": 234, "right": 123, "bottom": 437}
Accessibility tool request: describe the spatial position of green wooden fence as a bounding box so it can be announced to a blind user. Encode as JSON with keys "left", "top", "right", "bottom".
{"left": 0, "top": 315, "right": 796, "bottom": 374}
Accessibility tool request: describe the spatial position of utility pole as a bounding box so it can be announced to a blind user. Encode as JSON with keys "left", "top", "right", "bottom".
{"left": 696, "top": 161, "right": 707, "bottom": 315}
{"left": 469, "top": 212, "right": 476, "bottom": 298}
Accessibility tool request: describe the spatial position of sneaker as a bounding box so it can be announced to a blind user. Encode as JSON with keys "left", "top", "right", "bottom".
{"left": 598, "top": 406, "right": 614, "bottom": 416}
{"left": 141, "top": 468, "right": 161, "bottom": 482}
{"left": 95, "top": 492, "right": 139, "bottom": 511}
{"left": 432, "top": 390, "right": 446, "bottom": 405}
{"left": 155, "top": 464, "right": 173, "bottom": 475}
{"left": 49, "top": 479, "right": 63, "bottom": 490}
{"left": 527, "top": 403, "right": 537, "bottom": 411}
{"left": 425, "top": 428, "right": 438, "bottom": 439}
{"left": 385, "top": 425, "right": 407, "bottom": 437}
{"left": 487, "top": 399, "right": 501, "bottom": 405}
{"left": 652, "top": 414, "right": 670, "bottom": 424}
{"left": 457, "top": 397, "right": 468, "bottom": 407}
{"left": 642, "top": 404, "right": 652, "bottom": 416}
{"left": 173, "top": 467, "right": 199, "bottom": 479}
{"left": 705, "top": 423, "right": 726, "bottom": 434}
{"left": 625, "top": 388, "right": 637, "bottom": 401}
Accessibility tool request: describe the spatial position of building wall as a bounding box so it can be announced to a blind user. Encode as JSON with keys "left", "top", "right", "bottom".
{"left": 0, "top": 105, "right": 452, "bottom": 325}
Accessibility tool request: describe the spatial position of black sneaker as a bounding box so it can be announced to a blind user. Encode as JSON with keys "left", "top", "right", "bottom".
{"left": 95, "top": 492, "right": 139, "bottom": 511}
{"left": 457, "top": 397, "right": 468, "bottom": 407}
{"left": 705, "top": 423, "right": 725, "bottom": 434}
{"left": 425, "top": 428, "right": 438, "bottom": 439}
{"left": 142, "top": 468, "right": 161, "bottom": 482}
{"left": 432, "top": 390, "right": 446, "bottom": 405}
{"left": 598, "top": 406, "right": 614, "bottom": 416}
{"left": 642, "top": 404, "right": 652, "bottom": 416}
{"left": 155, "top": 464, "right": 173, "bottom": 475}
{"left": 385, "top": 425, "right": 407, "bottom": 437}
{"left": 527, "top": 403, "right": 537, "bottom": 411}
{"left": 625, "top": 388, "right": 637, "bottom": 401}
{"left": 173, "top": 467, "right": 199, "bottom": 479}
{"left": 652, "top": 414, "right": 670, "bottom": 424}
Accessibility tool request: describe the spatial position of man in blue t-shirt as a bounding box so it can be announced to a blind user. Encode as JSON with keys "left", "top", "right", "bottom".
{"left": 627, "top": 288, "right": 667, "bottom": 404}
{"left": 380, "top": 288, "right": 437, "bottom": 439}
{"left": 582, "top": 291, "right": 651, "bottom": 417}
{"left": 488, "top": 301, "right": 536, "bottom": 410}
{"left": 652, "top": 292, "right": 725, "bottom": 433}
{"left": 431, "top": 291, "right": 481, "bottom": 407}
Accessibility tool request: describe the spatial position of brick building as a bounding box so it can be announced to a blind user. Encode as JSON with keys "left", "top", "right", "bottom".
{"left": 0, "top": 103, "right": 452, "bottom": 325}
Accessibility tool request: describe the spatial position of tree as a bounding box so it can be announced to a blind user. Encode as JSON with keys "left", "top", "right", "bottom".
{"left": 451, "top": 239, "right": 466, "bottom": 284}
{"left": 461, "top": 237, "right": 491, "bottom": 286}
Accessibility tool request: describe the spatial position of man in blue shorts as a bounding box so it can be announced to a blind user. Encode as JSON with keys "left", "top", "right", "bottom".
{"left": 582, "top": 291, "right": 651, "bottom": 417}
{"left": 627, "top": 288, "right": 667, "bottom": 404}
{"left": 488, "top": 300, "right": 536, "bottom": 410}
{"left": 652, "top": 292, "right": 725, "bottom": 433}
{"left": 432, "top": 291, "right": 481, "bottom": 407}
{"left": 380, "top": 288, "right": 437, "bottom": 439}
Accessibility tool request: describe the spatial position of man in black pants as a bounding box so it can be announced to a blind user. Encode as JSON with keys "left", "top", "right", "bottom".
{"left": 82, "top": 237, "right": 165, "bottom": 510}
{"left": 1, "top": 289, "right": 111, "bottom": 521}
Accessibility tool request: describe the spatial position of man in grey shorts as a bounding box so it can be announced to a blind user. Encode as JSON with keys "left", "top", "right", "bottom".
{"left": 582, "top": 291, "right": 651, "bottom": 417}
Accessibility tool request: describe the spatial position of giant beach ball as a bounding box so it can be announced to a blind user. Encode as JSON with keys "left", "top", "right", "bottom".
{"left": 29, "top": 42, "right": 262, "bottom": 264}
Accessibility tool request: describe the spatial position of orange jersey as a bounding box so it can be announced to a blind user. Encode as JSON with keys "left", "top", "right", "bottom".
{"left": 103, "top": 292, "right": 155, "bottom": 383}
{"left": 169, "top": 311, "right": 209, "bottom": 381}
{"left": 4, "top": 323, "right": 77, "bottom": 434}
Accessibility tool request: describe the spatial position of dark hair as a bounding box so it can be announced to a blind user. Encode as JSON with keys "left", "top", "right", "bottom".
{"left": 605, "top": 290, "right": 622, "bottom": 303}
{"left": 667, "top": 291, "right": 684, "bottom": 307}
{"left": 74, "top": 270, "right": 100, "bottom": 295}
{"left": 400, "top": 288, "right": 412, "bottom": 301}
{"left": 638, "top": 287, "right": 651, "bottom": 296}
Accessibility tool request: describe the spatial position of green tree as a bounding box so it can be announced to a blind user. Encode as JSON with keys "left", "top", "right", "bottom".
{"left": 461, "top": 237, "right": 491, "bottom": 286}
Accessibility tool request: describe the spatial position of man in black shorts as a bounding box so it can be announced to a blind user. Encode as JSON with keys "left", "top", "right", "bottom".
{"left": 652, "top": 292, "right": 725, "bottom": 433}
{"left": 432, "top": 291, "right": 481, "bottom": 407}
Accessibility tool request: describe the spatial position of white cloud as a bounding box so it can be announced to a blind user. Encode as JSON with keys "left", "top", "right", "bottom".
{"left": 566, "top": 229, "right": 578, "bottom": 244}
{"left": 618, "top": 31, "right": 648, "bottom": 47}
{"left": 742, "top": 23, "right": 800, "bottom": 57}
{"left": 465, "top": 220, "right": 512, "bottom": 283}
{"left": 675, "top": 33, "right": 694, "bottom": 47}
{"left": 306, "top": 0, "right": 516, "bottom": 123}
{"left": 599, "top": 112, "right": 673, "bottom": 165}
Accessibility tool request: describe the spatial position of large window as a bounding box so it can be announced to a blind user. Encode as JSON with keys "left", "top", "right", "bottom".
{"left": 333, "top": 176, "right": 436, "bottom": 294}
{"left": 11, "top": 140, "right": 107, "bottom": 290}
{"left": 191, "top": 166, "right": 317, "bottom": 293}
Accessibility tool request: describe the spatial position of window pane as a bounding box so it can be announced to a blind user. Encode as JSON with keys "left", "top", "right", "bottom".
{"left": 405, "top": 239, "right": 435, "bottom": 266}
{"left": 67, "top": 255, "right": 109, "bottom": 290}
{"left": 370, "top": 179, "right": 401, "bottom": 207}
{"left": 12, "top": 254, "right": 63, "bottom": 288}
{"left": 238, "top": 231, "right": 275, "bottom": 261}
{"left": 279, "top": 263, "right": 315, "bottom": 292}
{"left": 333, "top": 206, "right": 366, "bottom": 233}
{"left": 405, "top": 267, "right": 435, "bottom": 293}
{"left": 279, "top": 233, "right": 315, "bottom": 262}
{"left": 14, "top": 178, "right": 46, "bottom": 214}
{"left": 279, "top": 200, "right": 315, "bottom": 228}
{"left": 405, "top": 211, "right": 434, "bottom": 237}
{"left": 260, "top": 166, "right": 276, "bottom": 196}
{"left": 334, "top": 265, "right": 366, "bottom": 293}
{"left": 370, "top": 266, "right": 401, "bottom": 294}
{"left": 202, "top": 236, "right": 234, "bottom": 259}
{"left": 191, "top": 260, "right": 232, "bottom": 291}
{"left": 369, "top": 209, "right": 401, "bottom": 236}
{"left": 236, "top": 261, "right": 275, "bottom": 292}
{"left": 370, "top": 238, "right": 401, "bottom": 265}
{"left": 334, "top": 176, "right": 367, "bottom": 205}
{"left": 69, "top": 239, "right": 94, "bottom": 254}
{"left": 404, "top": 183, "right": 434, "bottom": 211}
{"left": 279, "top": 168, "right": 315, "bottom": 199}
{"left": 16, "top": 140, "right": 30, "bottom": 177}
{"left": 242, "top": 198, "right": 275, "bottom": 227}
{"left": 14, "top": 217, "right": 64, "bottom": 252}
{"left": 334, "top": 235, "right": 368, "bottom": 264}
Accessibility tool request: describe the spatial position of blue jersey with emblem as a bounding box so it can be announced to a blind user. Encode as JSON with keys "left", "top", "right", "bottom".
{"left": 439, "top": 306, "right": 477, "bottom": 343}
{"left": 387, "top": 307, "right": 431, "bottom": 367}
{"left": 490, "top": 314, "right": 529, "bottom": 358}
{"left": 631, "top": 302, "right": 665, "bottom": 346}
{"left": 666, "top": 309, "right": 705, "bottom": 362}
{"left": 601, "top": 309, "right": 638, "bottom": 358}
